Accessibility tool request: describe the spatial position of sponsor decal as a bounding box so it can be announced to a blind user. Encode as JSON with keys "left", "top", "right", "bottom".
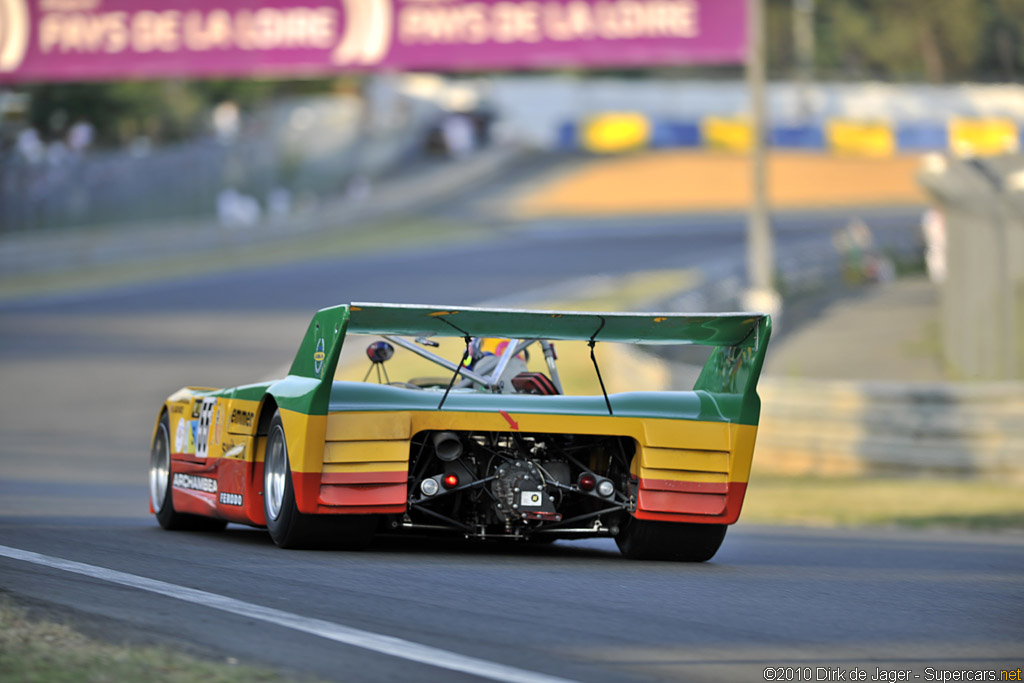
{"left": 230, "top": 409, "right": 254, "bottom": 428}
{"left": 520, "top": 491, "right": 542, "bottom": 507}
{"left": 313, "top": 337, "right": 326, "bottom": 376}
{"left": 170, "top": 404, "right": 185, "bottom": 415}
{"left": 195, "top": 397, "right": 217, "bottom": 459}
{"left": 221, "top": 442, "right": 245, "bottom": 459}
{"left": 174, "top": 418, "right": 197, "bottom": 455}
{"left": 219, "top": 492, "right": 243, "bottom": 506}
{"left": 173, "top": 473, "right": 217, "bottom": 494}
{"left": 213, "top": 404, "right": 224, "bottom": 445}
{"left": 174, "top": 418, "right": 187, "bottom": 452}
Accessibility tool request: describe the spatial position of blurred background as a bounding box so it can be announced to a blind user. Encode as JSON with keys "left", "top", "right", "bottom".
{"left": 1, "top": 0, "right": 1023, "bottom": 530}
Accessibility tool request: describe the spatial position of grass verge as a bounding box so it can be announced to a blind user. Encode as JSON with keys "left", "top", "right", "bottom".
{"left": 0, "top": 596, "right": 302, "bottom": 683}
{"left": 742, "top": 475, "right": 1024, "bottom": 531}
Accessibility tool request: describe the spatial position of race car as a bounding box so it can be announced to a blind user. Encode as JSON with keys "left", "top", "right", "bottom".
{"left": 149, "top": 303, "right": 771, "bottom": 561}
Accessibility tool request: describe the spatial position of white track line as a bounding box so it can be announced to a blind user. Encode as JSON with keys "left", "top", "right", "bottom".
{"left": 0, "top": 545, "right": 576, "bottom": 683}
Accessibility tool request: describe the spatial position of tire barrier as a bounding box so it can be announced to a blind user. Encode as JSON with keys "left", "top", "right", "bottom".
{"left": 826, "top": 120, "right": 895, "bottom": 158}
{"left": 561, "top": 115, "right": 1023, "bottom": 157}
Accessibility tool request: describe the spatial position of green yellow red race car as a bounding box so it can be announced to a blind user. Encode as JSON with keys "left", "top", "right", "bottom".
{"left": 149, "top": 302, "right": 771, "bottom": 561}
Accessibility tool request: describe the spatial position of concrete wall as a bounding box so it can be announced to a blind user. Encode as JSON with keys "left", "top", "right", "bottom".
{"left": 918, "top": 154, "right": 1024, "bottom": 380}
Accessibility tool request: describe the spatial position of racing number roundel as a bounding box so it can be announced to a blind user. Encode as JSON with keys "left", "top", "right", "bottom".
{"left": 195, "top": 398, "right": 217, "bottom": 458}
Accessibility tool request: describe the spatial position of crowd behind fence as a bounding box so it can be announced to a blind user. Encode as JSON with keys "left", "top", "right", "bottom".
{"left": 0, "top": 94, "right": 443, "bottom": 235}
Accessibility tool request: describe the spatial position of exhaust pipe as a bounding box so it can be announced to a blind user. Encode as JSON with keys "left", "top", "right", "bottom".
{"left": 431, "top": 431, "right": 463, "bottom": 462}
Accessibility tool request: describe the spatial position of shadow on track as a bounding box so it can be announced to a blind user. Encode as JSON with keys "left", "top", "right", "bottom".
{"left": 210, "top": 523, "right": 625, "bottom": 561}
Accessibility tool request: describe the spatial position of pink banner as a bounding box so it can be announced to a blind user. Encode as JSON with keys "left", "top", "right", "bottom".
{"left": 0, "top": 0, "right": 746, "bottom": 83}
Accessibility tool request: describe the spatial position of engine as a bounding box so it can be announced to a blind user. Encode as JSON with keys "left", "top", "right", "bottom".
{"left": 492, "top": 460, "right": 560, "bottom": 525}
{"left": 403, "top": 431, "right": 633, "bottom": 540}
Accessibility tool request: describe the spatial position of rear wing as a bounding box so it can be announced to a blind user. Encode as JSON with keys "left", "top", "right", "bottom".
{"left": 285, "top": 303, "right": 771, "bottom": 422}
{"left": 344, "top": 303, "right": 764, "bottom": 345}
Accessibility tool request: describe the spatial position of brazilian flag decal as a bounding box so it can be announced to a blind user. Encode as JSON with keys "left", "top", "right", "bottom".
{"left": 313, "top": 338, "right": 326, "bottom": 377}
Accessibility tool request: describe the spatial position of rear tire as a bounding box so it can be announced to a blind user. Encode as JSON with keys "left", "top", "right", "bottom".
{"left": 263, "top": 410, "right": 377, "bottom": 550}
{"left": 615, "top": 518, "right": 727, "bottom": 562}
{"left": 150, "top": 413, "right": 227, "bottom": 532}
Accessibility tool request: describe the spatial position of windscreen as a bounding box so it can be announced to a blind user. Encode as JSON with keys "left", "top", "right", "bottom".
{"left": 336, "top": 334, "right": 712, "bottom": 395}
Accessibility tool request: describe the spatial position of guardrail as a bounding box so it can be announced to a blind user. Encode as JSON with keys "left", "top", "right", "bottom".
{"left": 754, "top": 378, "right": 1024, "bottom": 480}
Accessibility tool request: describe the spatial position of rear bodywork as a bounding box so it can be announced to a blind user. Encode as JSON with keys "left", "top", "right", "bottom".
{"left": 155, "top": 303, "right": 771, "bottom": 537}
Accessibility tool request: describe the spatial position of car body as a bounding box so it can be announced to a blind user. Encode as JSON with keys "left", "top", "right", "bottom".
{"left": 149, "top": 302, "right": 771, "bottom": 561}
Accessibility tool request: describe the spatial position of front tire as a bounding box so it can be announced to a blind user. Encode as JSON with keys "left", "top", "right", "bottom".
{"left": 263, "top": 410, "right": 376, "bottom": 550}
{"left": 615, "top": 518, "right": 727, "bottom": 562}
{"left": 150, "top": 413, "right": 226, "bottom": 532}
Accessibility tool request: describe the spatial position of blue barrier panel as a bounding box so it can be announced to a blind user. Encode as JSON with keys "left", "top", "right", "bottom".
{"left": 769, "top": 124, "right": 825, "bottom": 149}
{"left": 651, "top": 121, "right": 701, "bottom": 148}
{"left": 555, "top": 122, "right": 578, "bottom": 151}
{"left": 896, "top": 123, "right": 947, "bottom": 151}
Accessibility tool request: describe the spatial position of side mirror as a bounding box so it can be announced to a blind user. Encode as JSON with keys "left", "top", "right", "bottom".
{"left": 366, "top": 340, "right": 394, "bottom": 363}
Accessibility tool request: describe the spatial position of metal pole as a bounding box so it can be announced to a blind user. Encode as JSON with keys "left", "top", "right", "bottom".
{"left": 745, "top": 0, "right": 780, "bottom": 317}
{"left": 995, "top": 203, "right": 1017, "bottom": 379}
{"left": 793, "top": 0, "right": 815, "bottom": 120}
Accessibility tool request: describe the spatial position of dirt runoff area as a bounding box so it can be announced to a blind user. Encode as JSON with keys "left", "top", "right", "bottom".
{"left": 510, "top": 150, "right": 927, "bottom": 218}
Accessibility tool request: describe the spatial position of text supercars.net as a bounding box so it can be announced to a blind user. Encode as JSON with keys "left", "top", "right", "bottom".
{"left": 762, "top": 667, "right": 1022, "bottom": 682}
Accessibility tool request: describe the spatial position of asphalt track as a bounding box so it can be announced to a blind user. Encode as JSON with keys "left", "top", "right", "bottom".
{"left": 1, "top": 206, "right": 1021, "bottom": 681}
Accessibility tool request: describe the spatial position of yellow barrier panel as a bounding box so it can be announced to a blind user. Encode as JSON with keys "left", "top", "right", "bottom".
{"left": 949, "top": 118, "right": 1019, "bottom": 157}
{"left": 580, "top": 112, "right": 651, "bottom": 154}
{"left": 826, "top": 120, "right": 895, "bottom": 157}
{"left": 702, "top": 116, "right": 752, "bottom": 152}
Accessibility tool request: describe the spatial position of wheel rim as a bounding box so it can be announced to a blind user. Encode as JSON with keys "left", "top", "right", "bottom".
{"left": 149, "top": 423, "right": 170, "bottom": 512}
{"left": 264, "top": 424, "right": 288, "bottom": 521}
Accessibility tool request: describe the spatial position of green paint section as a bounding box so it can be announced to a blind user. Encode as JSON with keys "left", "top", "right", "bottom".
{"left": 226, "top": 382, "right": 275, "bottom": 402}
{"left": 348, "top": 302, "right": 763, "bottom": 346}
{"left": 273, "top": 304, "right": 352, "bottom": 415}
{"left": 694, "top": 315, "right": 773, "bottom": 425}
{"left": 328, "top": 381, "right": 722, "bottom": 422}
